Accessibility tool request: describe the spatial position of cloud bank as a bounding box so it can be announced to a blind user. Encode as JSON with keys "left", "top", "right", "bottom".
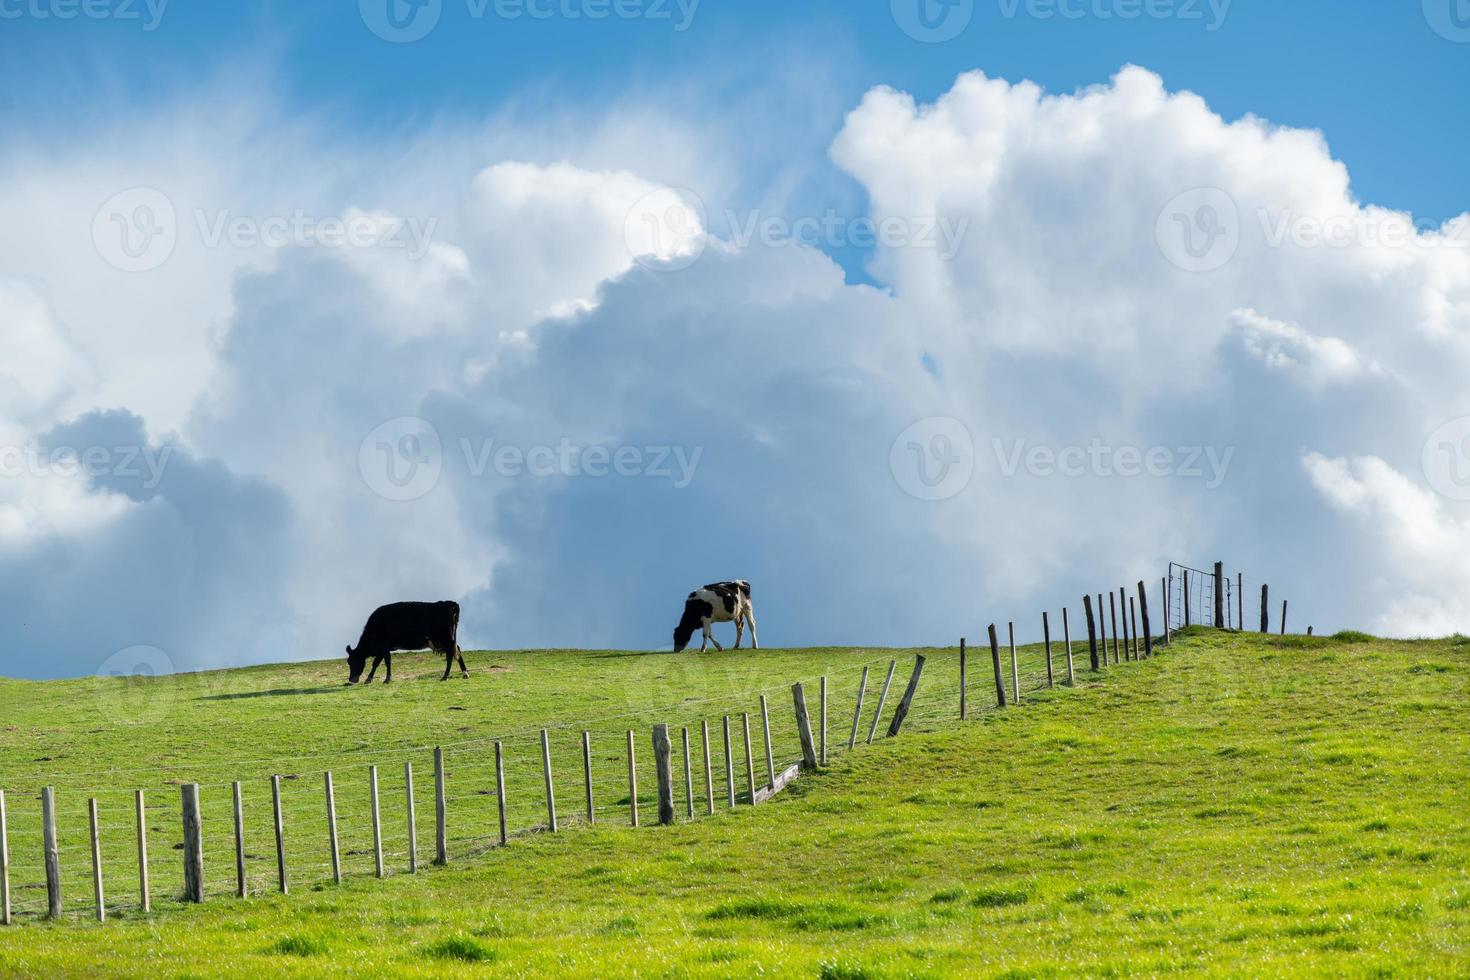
{"left": 3, "top": 65, "right": 1469, "bottom": 678}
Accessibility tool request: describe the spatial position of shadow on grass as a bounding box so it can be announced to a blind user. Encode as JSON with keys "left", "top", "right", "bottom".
{"left": 197, "top": 685, "right": 349, "bottom": 701}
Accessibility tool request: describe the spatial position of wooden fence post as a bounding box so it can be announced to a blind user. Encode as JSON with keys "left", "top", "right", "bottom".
{"left": 270, "top": 776, "right": 286, "bottom": 893}
{"left": 626, "top": 730, "right": 639, "bottom": 827}
{"left": 682, "top": 727, "right": 694, "bottom": 819}
{"left": 1118, "top": 588, "right": 1130, "bottom": 661}
{"left": 848, "top": 667, "right": 869, "bottom": 750}
{"left": 404, "top": 762, "right": 418, "bottom": 872}
{"left": 866, "top": 661, "right": 897, "bottom": 744}
{"left": 1042, "top": 615, "right": 1053, "bottom": 687}
{"left": 1129, "top": 596, "right": 1139, "bottom": 660}
{"left": 959, "top": 638, "right": 967, "bottom": 719}
{"left": 1162, "top": 577, "right": 1171, "bottom": 645}
{"left": 1237, "top": 572, "right": 1243, "bottom": 631}
{"left": 653, "top": 724, "right": 674, "bottom": 826}
{"left": 1214, "top": 561, "right": 1225, "bottom": 628}
{"left": 0, "top": 790, "right": 9, "bottom": 925}
{"left": 820, "top": 675, "right": 828, "bottom": 766}
{"left": 1183, "top": 571, "right": 1190, "bottom": 627}
{"left": 323, "top": 772, "right": 341, "bottom": 885}
{"left": 741, "top": 714, "right": 756, "bottom": 804}
{"left": 1108, "top": 591, "right": 1120, "bottom": 664}
{"left": 540, "top": 730, "right": 558, "bottom": 833}
{"left": 42, "top": 786, "right": 60, "bottom": 918}
{"left": 988, "top": 624, "right": 1007, "bottom": 707}
{"left": 494, "top": 741, "right": 508, "bottom": 847}
{"left": 433, "top": 746, "right": 447, "bottom": 865}
{"left": 368, "top": 767, "right": 383, "bottom": 879}
{"left": 701, "top": 720, "right": 714, "bottom": 815}
{"left": 1083, "top": 595, "right": 1099, "bottom": 671}
{"left": 792, "top": 683, "right": 818, "bottom": 769}
{"left": 1063, "top": 607, "right": 1075, "bottom": 684}
{"left": 721, "top": 717, "right": 735, "bottom": 808}
{"left": 759, "top": 695, "right": 776, "bottom": 789}
{"left": 182, "top": 783, "right": 204, "bottom": 902}
{"left": 581, "top": 731, "right": 595, "bottom": 826}
{"left": 1281, "top": 600, "right": 1288, "bottom": 635}
{"left": 886, "top": 656, "right": 926, "bottom": 737}
{"left": 136, "top": 788, "right": 152, "bottom": 909}
{"left": 1008, "top": 622, "right": 1020, "bottom": 703}
{"left": 1260, "top": 583, "right": 1269, "bottom": 632}
{"left": 233, "top": 781, "right": 247, "bottom": 896}
{"left": 1137, "top": 580, "right": 1153, "bottom": 659}
{"left": 88, "top": 798, "right": 104, "bottom": 922}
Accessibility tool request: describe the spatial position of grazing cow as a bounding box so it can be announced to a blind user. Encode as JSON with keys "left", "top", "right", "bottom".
{"left": 346, "top": 600, "right": 467, "bottom": 684}
{"left": 673, "top": 581, "right": 758, "bottom": 653}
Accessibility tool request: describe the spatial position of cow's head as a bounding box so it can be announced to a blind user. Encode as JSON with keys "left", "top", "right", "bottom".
{"left": 346, "top": 645, "right": 368, "bottom": 684}
{"left": 672, "top": 602, "right": 703, "bottom": 652}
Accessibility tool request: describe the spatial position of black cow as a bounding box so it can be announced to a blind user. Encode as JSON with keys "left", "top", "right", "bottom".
{"left": 346, "top": 600, "right": 467, "bottom": 684}
{"left": 673, "top": 580, "right": 758, "bottom": 652}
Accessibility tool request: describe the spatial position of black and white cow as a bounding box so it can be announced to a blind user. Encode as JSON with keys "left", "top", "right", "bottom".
{"left": 346, "top": 600, "right": 467, "bottom": 684}
{"left": 672, "top": 581, "right": 758, "bottom": 653}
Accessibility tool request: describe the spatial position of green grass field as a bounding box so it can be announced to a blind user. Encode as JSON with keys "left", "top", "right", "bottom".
{"left": 0, "top": 628, "right": 1466, "bottom": 977}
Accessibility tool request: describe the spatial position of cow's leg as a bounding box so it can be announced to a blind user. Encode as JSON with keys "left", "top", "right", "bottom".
{"left": 440, "top": 649, "right": 453, "bottom": 681}
{"left": 383, "top": 653, "right": 392, "bottom": 684}
{"left": 734, "top": 615, "right": 744, "bottom": 649}
{"left": 705, "top": 622, "right": 723, "bottom": 652}
{"left": 456, "top": 645, "right": 468, "bottom": 678}
{"left": 746, "top": 608, "right": 759, "bottom": 650}
{"left": 364, "top": 654, "right": 382, "bottom": 683}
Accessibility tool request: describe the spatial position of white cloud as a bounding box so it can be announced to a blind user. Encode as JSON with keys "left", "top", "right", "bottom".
{"left": 1231, "top": 308, "right": 1380, "bottom": 391}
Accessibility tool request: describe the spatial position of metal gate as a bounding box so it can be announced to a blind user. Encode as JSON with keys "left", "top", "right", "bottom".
{"left": 1167, "top": 562, "right": 1236, "bottom": 631}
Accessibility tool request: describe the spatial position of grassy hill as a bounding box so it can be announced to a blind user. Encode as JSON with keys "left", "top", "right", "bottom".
{"left": 0, "top": 629, "right": 1466, "bottom": 976}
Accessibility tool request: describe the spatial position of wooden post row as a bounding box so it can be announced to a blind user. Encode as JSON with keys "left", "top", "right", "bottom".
{"left": 682, "top": 727, "right": 694, "bottom": 820}
{"left": 1214, "top": 561, "right": 1225, "bottom": 628}
{"left": 494, "top": 741, "right": 508, "bottom": 847}
{"left": 0, "top": 790, "right": 10, "bottom": 925}
{"left": 404, "top": 762, "right": 418, "bottom": 872}
{"left": 741, "top": 714, "right": 756, "bottom": 805}
{"left": 1129, "top": 595, "right": 1139, "bottom": 660}
{"left": 1108, "top": 591, "right": 1119, "bottom": 664}
{"left": 137, "top": 788, "right": 153, "bottom": 909}
{"left": 1281, "top": 600, "right": 1288, "bottom": 635}
{"left": 233, "top": 781, "right": 248, "bottom": 896}
{"left": 819, "top": 675, "right": 828, "bottom": 766}
{"left": 959, "top": 638, "right": 967, "bottom": 720}
{"left": 721, "top": 716, "right": 736, "bottom": 808}
{"left": 886, "top": 655, "right": 926, "bottom": 737}
{"left": 988, "top": 624, "right": 1007, "bottom": 707}
{"left": 367, "top": 768, "right": 383, "bottom": 879}
{"left": 701, "top": 721, "right": 714, "bottom": 815}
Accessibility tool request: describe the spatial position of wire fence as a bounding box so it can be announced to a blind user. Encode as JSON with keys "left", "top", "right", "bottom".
{"left": 0, "top": 564, "right": 1284, "bottom": 926}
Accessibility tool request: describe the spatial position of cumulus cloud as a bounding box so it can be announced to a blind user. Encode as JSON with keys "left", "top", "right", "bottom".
{"left": 6, "top": 64, "right": 1470, "bottom": 677}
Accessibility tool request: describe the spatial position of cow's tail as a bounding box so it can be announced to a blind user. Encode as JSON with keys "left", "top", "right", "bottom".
{"left": 450, "top": 601, "right": 461, "bottom": 647}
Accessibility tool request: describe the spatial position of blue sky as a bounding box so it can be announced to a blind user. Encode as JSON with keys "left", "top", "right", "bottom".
{"left": 3, "top": 1, "right": 1470, "bottom": 678}
{"left": 4, "top": 1, "right": 1468, "bottom": 268}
